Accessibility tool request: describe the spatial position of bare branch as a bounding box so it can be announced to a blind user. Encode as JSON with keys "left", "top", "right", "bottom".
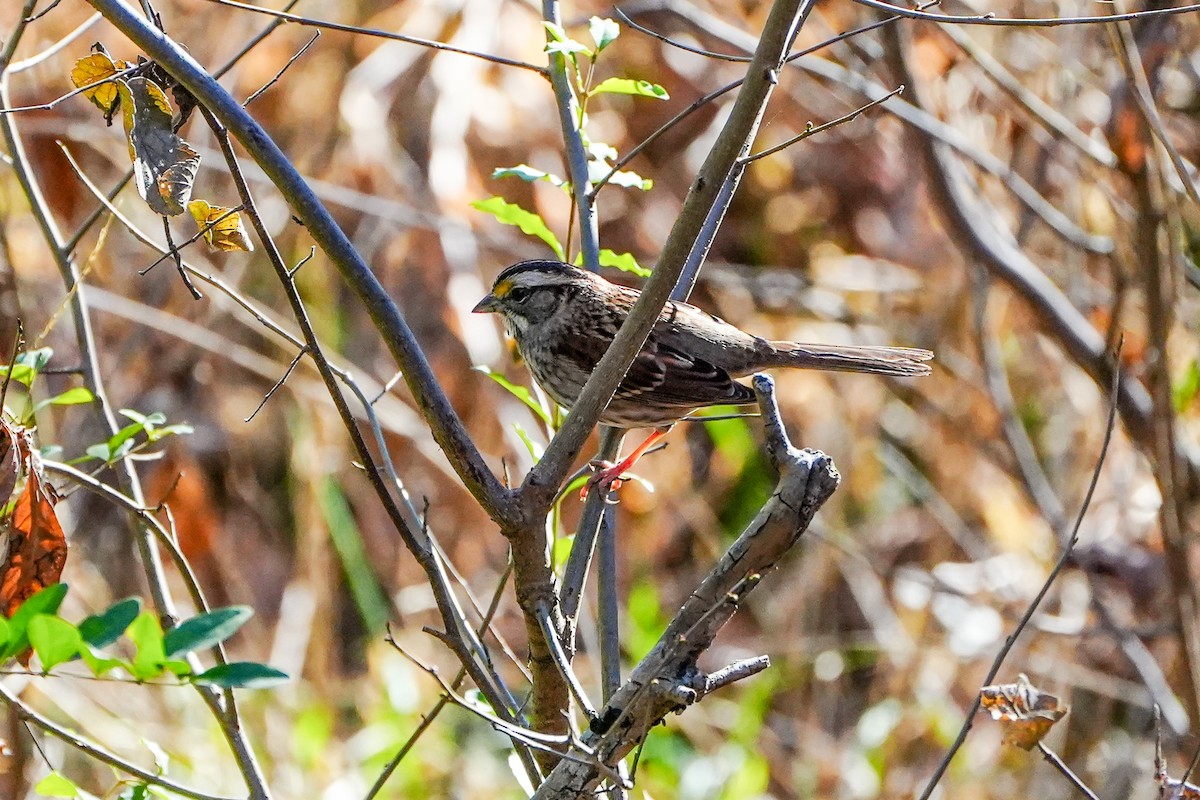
{"left": 854, "top": 0, "right": 1200, "bottom": 27}
{"left": 916, "top": 358, "right": 1122, "bottom": 800}
{"left": 0, "top": 681, "right": 238, "bottom": 800}
{"left": 87, "top": 0, "right": 516, "bottom": 523}
{"left": 199, "top": 0, "right": 545, "bottom": 73}
{"left": 533, "top": 374, "right": 840, "bottom": 796}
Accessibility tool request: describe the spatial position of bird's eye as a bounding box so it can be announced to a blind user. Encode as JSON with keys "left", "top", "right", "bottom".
{"left": 508, "top": 287, "right": 531, "bottom": 303}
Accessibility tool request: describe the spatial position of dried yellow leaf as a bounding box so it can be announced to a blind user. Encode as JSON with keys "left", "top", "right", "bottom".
{"left": 70, "top": 50, "right": 131, "bottom": 122}
{"left": 979, "top": 674, "right": 1068, "bottom": 751}
{"left": 187, "top": 200, "right": 254, "bottom": 252}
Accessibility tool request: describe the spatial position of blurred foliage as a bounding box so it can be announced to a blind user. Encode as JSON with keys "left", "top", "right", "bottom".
{"left": 0, "top": 0, "right": 1197, "bottom": 798}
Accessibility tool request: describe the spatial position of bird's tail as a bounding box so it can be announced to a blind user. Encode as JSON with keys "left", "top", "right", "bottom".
{"left": 763, "top": 341, "right": 934, "bottom": 377}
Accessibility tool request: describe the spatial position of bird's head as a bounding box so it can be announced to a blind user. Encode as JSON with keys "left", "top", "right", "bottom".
{"left": 472, "top": 259, "right": 586, "bottom": 333}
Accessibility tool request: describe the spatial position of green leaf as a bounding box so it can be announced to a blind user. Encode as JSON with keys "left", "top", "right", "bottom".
{"left": 587, "top": 141, "right": 618, "bottom": 162}
{"left": 1174, "top": 360, "right": 1200, "bottom": 412}
{"left": 604, "top": 170, "right": 653, "bottom": 191}
{"left": 79, "top": 597, "right": 142, "bottom": 648}
{"left": 193, "top": 661, "right": 289, "bottom": 689}
{"left": 589, "top": 77, "right": 669, "bottom": 100}
{"left": 592, "top": 249, "right": 651, "bottom": 277}
{"left": 474, "top": 367, "right": 552, "bottom": 426}
{"left": 552, "top": 532, "right": 575, "bottom": 568}
{"left": 35, "top": 772, "right": 80, "bottom": 798}
{"left": 589, "top": 17, "right": 620, "bottom": 53}
{"left": 0, "top": 616, "right": 11, "bottom": 653}
{"left": 16, "top": 348, "right": 53, "bottom": 373}
{"left": 164, "top": 606, "right": 252, "bottom": 659}
{"left": 542, "top": 22, "right": 591, "bottom": 58}
{"left": 142, "top": 737, "right": 170, "bottom": 776}
{"left": 492, "top": 165, "right": 565, "bottom": 187}
{"left": 2, "top": 583, "right": 69, "bottom": 661}
{"left": 163, "top": 658, "right": 192, "bottom": 677}
{"left": 470, "top": 197, "right": 563, "bottom": 259}
{"left": 146, "top": 422, "right": 193, "bottom": 443}
{"left": 78, "top": 645, "right": 125, "bottom": 677}
{"left": 84, "top": 443, "right": 113, "bottom": 462}
{"left": 32, "top": 387, "right": 95, "bottom": 415}
{"left": 511, "top": 423, "right": 544, "bottom": 461}
{"left": 555, "top": 474, "right": 591, "bottom": 508}
{"left": 320, "top": 478, "right": 391, "bottom": 635}
{"left": 126, "top": 611, "right": 166, "bottom": 680}
{"left": 28, "top": 615, "right": 82, "bottom": 672}
{"left": 102, "top": 421, "right": 148, "bottom": 460}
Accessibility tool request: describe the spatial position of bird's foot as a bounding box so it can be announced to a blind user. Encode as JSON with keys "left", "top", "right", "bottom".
{"left": 580, "top": 460, "right": 627, "bottom": 499}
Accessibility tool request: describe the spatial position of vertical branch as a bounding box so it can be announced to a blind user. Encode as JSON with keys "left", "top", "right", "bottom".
{"left": 561, "top": 427, "right": 624, "bottom": 646}
{"left": 542, "top": 0, "right": 599, "bottom": 271}
{"left": 1125, "top": 110, "right": 1200, "bottom": 725}
{"left": 87, "top": 0, "right": 514, "bottom": 524}
{"left": 0, "top": 8, "right": 276, "bottom": 799}
{"left": 597, "top": 501, "right": 621, "bottom": 701}
{"left": 202, "top": 110, "right": 540, "bottom": 785}
{"left": 0, "top": 7, "right": 176, "bottom": 623}
{"left": 524, "top": 0, "right": 815, "bottom": 508}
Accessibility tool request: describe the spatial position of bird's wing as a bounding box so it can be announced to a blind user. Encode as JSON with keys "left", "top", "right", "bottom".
{"left": 614, "top": 338, "right": 755, "bottom": 408}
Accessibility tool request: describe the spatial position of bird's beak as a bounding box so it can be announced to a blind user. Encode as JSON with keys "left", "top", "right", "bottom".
{"left": 470, "top": 292, "right": 499, "bottom": 314}
{"left": 472, "top": 293, "right": 501, "bottom": 314}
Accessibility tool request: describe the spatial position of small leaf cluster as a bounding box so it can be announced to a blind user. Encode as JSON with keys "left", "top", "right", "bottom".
{"left": 82, "top": 408, "right": 193, "bottom": 465}
{"left": 2, "top": 346, "right": 192, "bottom": 465}
{"left": 472, "top": 17, "right": 666, "bottom": 275}
{"left": 12, "top": 584, "right": 288, "bottom": 688}
{"left": 0, "top": 348, "right": 94, "bottom": 427}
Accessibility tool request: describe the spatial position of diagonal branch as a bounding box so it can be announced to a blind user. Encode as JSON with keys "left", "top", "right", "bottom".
{"left": 87, "top": 0, "right": 516, "bottom": 524}
{"left": 532, "top": 375, "right": 840, "bottom": 797}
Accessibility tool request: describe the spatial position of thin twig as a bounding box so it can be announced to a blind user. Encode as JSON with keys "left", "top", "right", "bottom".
{"left": 200, "top": 0, "right": 544, "bottom": 73}
{"left": 243, "top": 31, "right": 319, "bottom": 107}
{"left": 1036, "top": 742, "right": 1101, "bottom": 800}
{"left": 597, "top": 500, "right": 621, "bottom": 703}
{"left": 740, "top": 85, "right": 903, "bottom": 163}
{"left": 542, "top": 0, "right": 599, "bottom": 271}
{"left": 0, "top": 65, "right": 141, "bottom": 116}
{"left": 917, "top": 362, "right": 1123, "bottom": 800}
{"left": 365, "top": 564, "right": 515, "bottom": 800}
{"left": 535, "top": 600, "right": 597, "bottom": 721}
{"left": 853, "top": 0, "right": 1200, "bottom": 27}
{"left": 244, "top": 347, "right": 307, "bottom": 422}
{"left": 0, "top": 681, "right": 239, "bottom": 800}
{"left": 139, "top": 205, "right": 245, "bottom": 275}
{"left": 161, "top": 217, "right": 203, "bottom": 300}
{"left": 561, "top": 427, "right": 625, "bottom": 643}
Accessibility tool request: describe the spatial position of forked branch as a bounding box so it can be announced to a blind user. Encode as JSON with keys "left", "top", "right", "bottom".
{"left": 533, "top": 375, "right": 840, "bottom": 797}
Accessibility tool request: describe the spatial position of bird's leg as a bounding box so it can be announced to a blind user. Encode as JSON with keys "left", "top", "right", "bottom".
{"left": 582, "top": 427, "right": 672, "bottom": 498}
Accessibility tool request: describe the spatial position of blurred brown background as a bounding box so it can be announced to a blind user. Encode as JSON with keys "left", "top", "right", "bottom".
{"left": 2, "top": 0, "right": 1199, "bottom": 797}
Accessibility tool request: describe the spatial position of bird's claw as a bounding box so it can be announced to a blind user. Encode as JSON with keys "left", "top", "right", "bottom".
{"left": 580, "top": 460, "right": 626, "bottom": 499}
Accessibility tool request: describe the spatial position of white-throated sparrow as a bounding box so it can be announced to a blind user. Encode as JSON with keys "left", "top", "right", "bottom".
{"left": 473, "top": 259, "right": 932, "bottom": 490}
